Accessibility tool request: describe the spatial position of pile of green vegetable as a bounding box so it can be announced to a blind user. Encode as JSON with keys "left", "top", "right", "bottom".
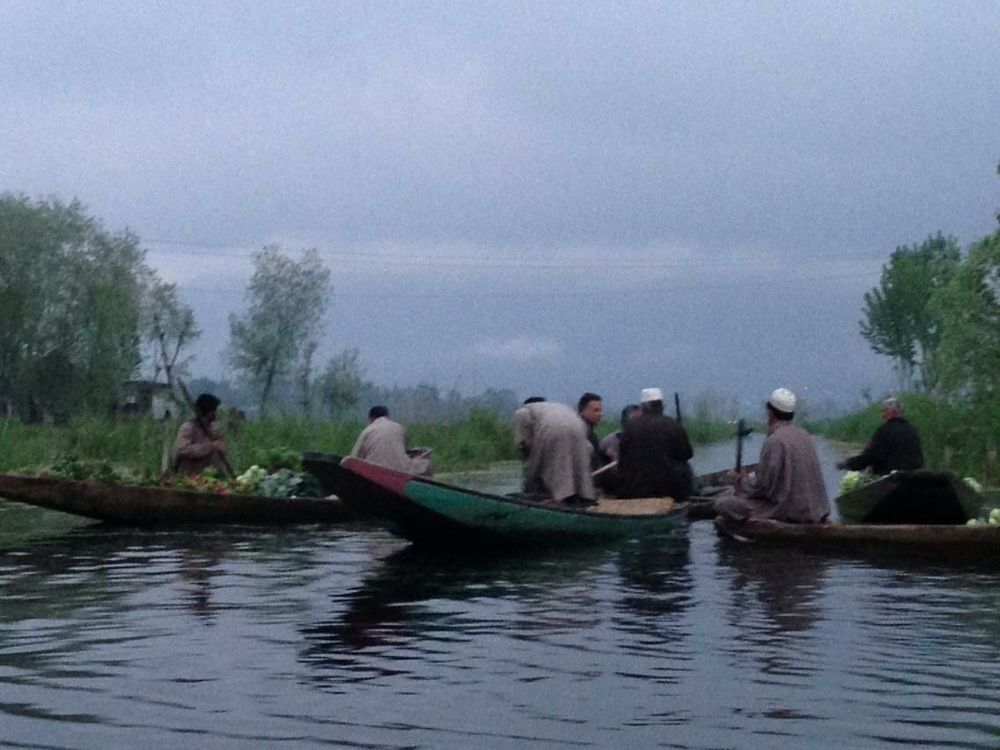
{"left": 32, "top": 451, "right": 323, "bottom": 499}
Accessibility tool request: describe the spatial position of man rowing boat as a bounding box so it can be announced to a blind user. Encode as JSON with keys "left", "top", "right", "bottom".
{"left": 174, "top": 393, "right": 230, "bottom": 476}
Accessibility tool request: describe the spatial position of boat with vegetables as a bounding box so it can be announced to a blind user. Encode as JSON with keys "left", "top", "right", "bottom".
{"left": 835, "top": 469, "right": 983, "bottom": 524}
{"left": 0, "top": 458, "right": 351, "bottom": 526}
{"left": 330, "top": 456, "right": 687, "bottom": 545}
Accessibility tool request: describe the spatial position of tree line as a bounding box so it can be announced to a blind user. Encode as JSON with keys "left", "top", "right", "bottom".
{"left": 860, "top": 161, "right": 1000, "bottom": 404}
{"left": 1, "top": 194, "right": 513, "bottom": 423}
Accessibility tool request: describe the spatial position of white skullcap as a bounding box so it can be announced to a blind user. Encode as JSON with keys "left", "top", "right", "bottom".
{"left": 767, "top": 387, "right": 796, "bottom": 414}
{"left": 640, "top": 387, "right": 664, "bottom": 403}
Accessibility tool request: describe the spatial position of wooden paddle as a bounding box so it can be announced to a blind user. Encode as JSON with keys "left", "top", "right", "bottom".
{"left": 734, "top": 418, "right": 752, "bottom": 472}
{"left": 592, "top": 460, "right": 618, "bottom": 477}
{"left": 674, "top": 392, "right": 683, "bottom": 423}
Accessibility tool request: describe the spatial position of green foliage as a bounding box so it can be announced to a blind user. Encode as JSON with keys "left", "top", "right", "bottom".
{"left": 316, "top": 348, "right": 366, "bottom": 418}
{"left": 859, "top": 233, "right": 960, "bottom": 389}
{"left": 931, "top": 230, "right": 1000, "bottom": 404}
{"left": 228, "top": 246, "right": 332, "bottom": 416}
{"left": 0, "top": 194, "right": 192, "bottom": 420}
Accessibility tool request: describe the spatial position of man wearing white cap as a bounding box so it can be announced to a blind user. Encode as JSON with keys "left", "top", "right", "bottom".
{"left": 617, "top": 387, "right": 694, "bottom": 500}
{"left": 715, "top": 387, "right": 830, "bottom": 526}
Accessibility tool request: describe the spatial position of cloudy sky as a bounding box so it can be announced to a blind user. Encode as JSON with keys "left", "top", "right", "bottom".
{"left": 3, "top": 1, "right": 999, "bottom": 413}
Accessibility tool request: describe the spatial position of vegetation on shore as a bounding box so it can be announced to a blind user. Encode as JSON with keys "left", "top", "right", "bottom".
{"left": 1, "top": 409, "right": 734, "bottom": 478}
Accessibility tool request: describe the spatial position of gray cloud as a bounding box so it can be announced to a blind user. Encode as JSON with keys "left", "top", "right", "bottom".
{"left": 4, "top": 1, "right": 998, "bottom": 409}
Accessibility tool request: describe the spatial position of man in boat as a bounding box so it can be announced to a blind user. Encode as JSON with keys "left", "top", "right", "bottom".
{"left": 617, "top": 388, "right": 694, "bottom": 501}
{"left": 174, "top": 393, "right": 230, "bottom": 476}
{"left": 514, "top": 398, "right": 596, "bottom": 506}
{"left": 577, "top": 392, "right": 610, "bottom": 471}
{"left": 350, "top": 406, "right": 431, "bottom": 475}
{"left": 593, "top": 403, "right": 640, "bottom": 495}
{"left": 715, "top": 387, "right": 830, "bottom": 525}
{"left": 835, "top": 396, "right": 924, "bottom": 475}
{"left": 599, "top": 404, "right": 641, "bottom": 464}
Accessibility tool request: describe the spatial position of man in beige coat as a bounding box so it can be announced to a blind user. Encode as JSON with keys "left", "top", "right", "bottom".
{"left": 715, "top": 388, "right": 830, "bottom": 526}
{"left": 514, "top": 398, "right": 595, "bottom": 505}
{"left": 350, "top": 406, "right": 430, "bottom": 475}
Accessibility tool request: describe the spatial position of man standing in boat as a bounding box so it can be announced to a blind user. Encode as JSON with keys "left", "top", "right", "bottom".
{"left": 617, "top": 388, "right": 694, "bottom": 501}
{"left": 715, "top": 387, "right": 830, "bottom": 526}
{"left": 835, "top": 396, "right": 924, "bottom": 475}
{"left": 350, "top": 406, "right": 431, "bottom": 475}
{"left": 174, "top": 393, "right": 230, "bottom": 476}
{"left": 514, "top": 398, "right": 596, "bottom": 506}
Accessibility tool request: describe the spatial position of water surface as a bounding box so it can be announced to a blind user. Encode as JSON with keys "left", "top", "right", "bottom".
{"left": 1, "top": 440, "right": 998, "bottom": 748}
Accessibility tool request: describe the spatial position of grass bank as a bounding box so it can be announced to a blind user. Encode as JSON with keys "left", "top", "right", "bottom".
{"left": 1, "top": 410, "right": 732, "bottom": 476}
{"left": 811, "top": 392, "right": 1000, "bottom": 485}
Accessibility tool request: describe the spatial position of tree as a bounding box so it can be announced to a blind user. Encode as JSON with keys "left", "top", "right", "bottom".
{"left": 931, "top": 230, "right": 1000, "bottom": 404}
{"left": 228, "top": 246, "right": 331, "bottom": 416}
{"left": 0, "top": 195, "right": 148, "bottom": 419}
{"left": 317, "top": 348, "right": 365, "bottom": 418}
{"left": 139, "top": 270, "right": 200, "bottom": 385}
{"left": 859, "top": 233, "right": 960, "bottom": 389}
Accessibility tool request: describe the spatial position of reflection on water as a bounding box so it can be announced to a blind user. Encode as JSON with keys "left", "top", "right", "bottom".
{"left": 2, "top": 440, "right": 1000, "bottom": 748}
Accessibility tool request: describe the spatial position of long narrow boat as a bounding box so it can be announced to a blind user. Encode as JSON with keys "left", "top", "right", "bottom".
{"left": 714, "top": 517, "right": 1000, "bottom": 553}
{"left": 0, "top": 473, "right": 351, "bottom": 525}
{"left": 334, "top": 456, "right": 687, "bottom": 544}
{"left": 836, "top": 470, "right": 982, "bottom": 524}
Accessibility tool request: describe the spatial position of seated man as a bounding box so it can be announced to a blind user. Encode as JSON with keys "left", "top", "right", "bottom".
{"left": 174, "top": 393, "right": 230, "bottom": 476}
{"left": 715, "top": 387, "right": 830, "bottom": 525}
{"left": 350, "top": 406, "right": 430, "bottom": 475}
{"left": 578, "top": 392, "right": 609, "bottom": 471}
{"left": 618, "top": 388, "right": 694, "bottom": 500}
{"left": 599, "top": 403, "right": 641, "bottom": 463}
{"left": 836, "top": 396, "right": 924, "bottom": 474}
{"left": 514, "top": 398, "right": 595, "bottom": 505}
{"left": 595, "top": 403, "right": 640, "bottom": 495}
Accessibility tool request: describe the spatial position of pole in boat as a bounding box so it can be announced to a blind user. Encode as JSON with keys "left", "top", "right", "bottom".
{"left": 674, "top": 392, "right": 682, "bottom": 423}
{"left": 734, "top": 418, "right": 752, "bottom": 472}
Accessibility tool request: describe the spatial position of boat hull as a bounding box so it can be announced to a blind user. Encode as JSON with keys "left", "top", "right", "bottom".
{"left": 836, "top": 470, "right": 982, "bottom": 524}
{"left": 338, "top": 457, "right": 687, "bottom": 544}
{"left": 0, "top": 473, "right": 351, "bottom": 525}
{"left": 716, "top": 517, "right": 1000, "bottom": 554}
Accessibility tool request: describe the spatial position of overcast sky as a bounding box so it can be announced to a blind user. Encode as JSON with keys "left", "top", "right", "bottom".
{"left": 3, "top": 1, "right": 999, "bottom": 414}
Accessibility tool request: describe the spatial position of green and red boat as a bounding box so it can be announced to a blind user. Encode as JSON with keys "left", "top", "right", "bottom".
{"left": 330, "top": 456, "right": 687, "bottom": 544}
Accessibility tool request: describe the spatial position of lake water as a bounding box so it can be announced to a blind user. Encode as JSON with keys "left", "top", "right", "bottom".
{"left": 2, "top": 438, "right": 999, "bottom": 749}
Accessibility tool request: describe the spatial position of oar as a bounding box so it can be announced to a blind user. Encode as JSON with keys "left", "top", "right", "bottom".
{"left": 734, "top": 418, "right": 752, "bottom": 472}
{"left": 592, "top": 460, "right": 618, "bottom": 477}
{"left": 674, "top": 392, "right": 682, "bottom": 423}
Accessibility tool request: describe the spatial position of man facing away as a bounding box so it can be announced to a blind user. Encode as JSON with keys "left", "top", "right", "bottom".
{"left": 836, "top": 396, "right": 924, "bottom": 475}
{"left": 618, "top": 388, "right": 694, "bottom": 501}
{"left": 514, "top": 398, "right": 596, "bottom": 506}
{"left": 715, "top": 387, "right": 830, "bottom": 525}
{"left": 350, "top": 406, "right": 430, "bottom": 475}
{"left": 174, "top": 393, "right": 230, "bottom": 476}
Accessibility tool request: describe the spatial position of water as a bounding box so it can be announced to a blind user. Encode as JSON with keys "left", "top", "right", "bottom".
{"left": 1, "top": 440, "right": 999, "bottom": 749}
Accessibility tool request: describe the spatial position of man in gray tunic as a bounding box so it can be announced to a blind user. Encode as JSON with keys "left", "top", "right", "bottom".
{"left": 514, "top": 398, "right": 596, "bottom": 505}
{"left": 350, "top": 406, "right": 430, "bottom": 475}
{"left": 715, "top": 388, "right": 830, "bottom": 525}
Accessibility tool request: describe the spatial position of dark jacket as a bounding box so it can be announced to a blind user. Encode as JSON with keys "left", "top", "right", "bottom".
{"left": 844, "top": 417, "right": 924, "bottom": 475}
{"left": 618, "top": 413, "right": 694, "bottom": 500}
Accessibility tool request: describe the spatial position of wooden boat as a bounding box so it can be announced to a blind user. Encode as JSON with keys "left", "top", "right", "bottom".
{"left": 0, "top": 473, "right": 351, "bottom": 526}
{"left": 333, "top": 456, "right": 687, "bottom": 544}
{"left": 714, "top": 516, "right": 1000, "bottom": 554}
{"left": 835, "top": 470, "right": 982, "bottom": 524}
